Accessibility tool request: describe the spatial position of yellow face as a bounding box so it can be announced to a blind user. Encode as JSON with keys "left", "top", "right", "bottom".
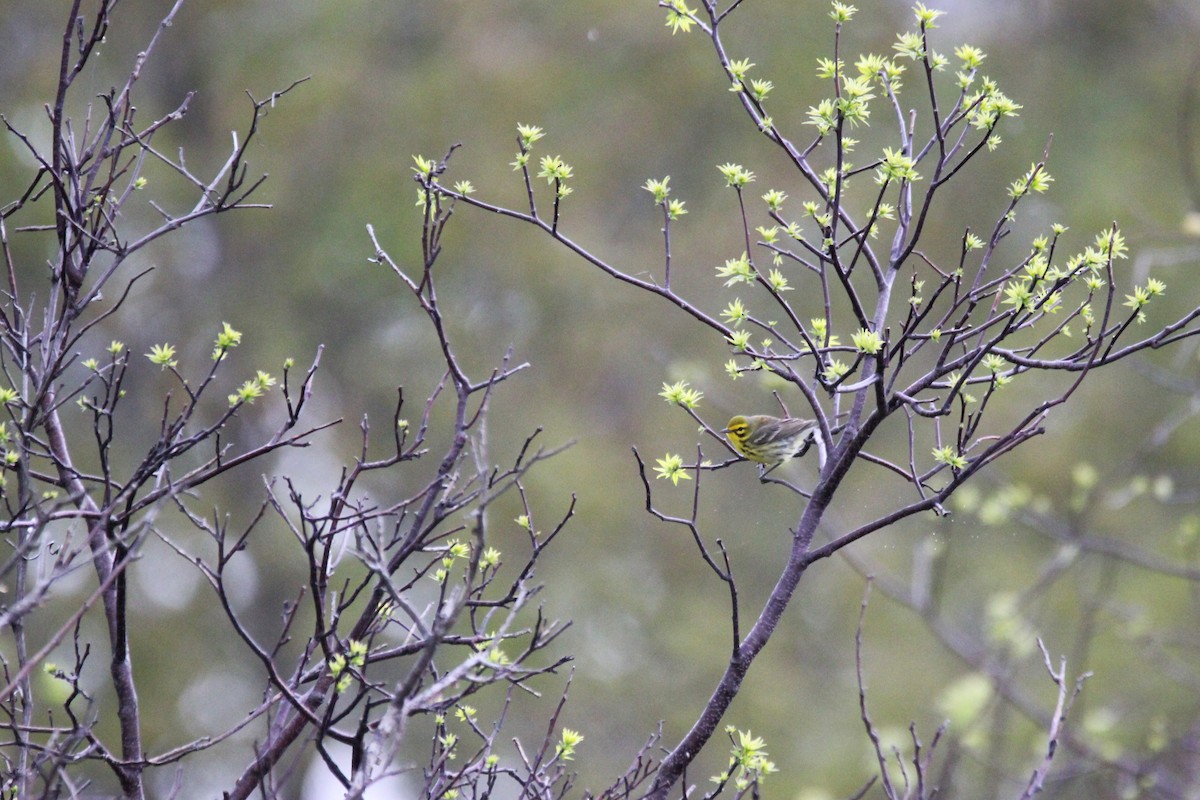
{"left": 723, "top": 415, "right": 752, "bottom": 448}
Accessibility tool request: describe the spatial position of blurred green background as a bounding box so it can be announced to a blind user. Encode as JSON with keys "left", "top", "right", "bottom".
{"left": 4, "top": 0, "right": 1200, "bottom": 797}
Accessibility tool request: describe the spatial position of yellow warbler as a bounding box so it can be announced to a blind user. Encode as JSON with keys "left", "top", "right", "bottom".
{"left": 723, "top": 414, "right": 822, "bottom": 473}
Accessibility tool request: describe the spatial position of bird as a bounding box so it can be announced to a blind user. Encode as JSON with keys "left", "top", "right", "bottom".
{"left": 723, "top": 414, "right": 824, "bottom": 475}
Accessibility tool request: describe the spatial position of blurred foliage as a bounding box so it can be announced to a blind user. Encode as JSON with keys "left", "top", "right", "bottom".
{"left": 4, "top": 0, "right": 1200, "bottom": 796}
